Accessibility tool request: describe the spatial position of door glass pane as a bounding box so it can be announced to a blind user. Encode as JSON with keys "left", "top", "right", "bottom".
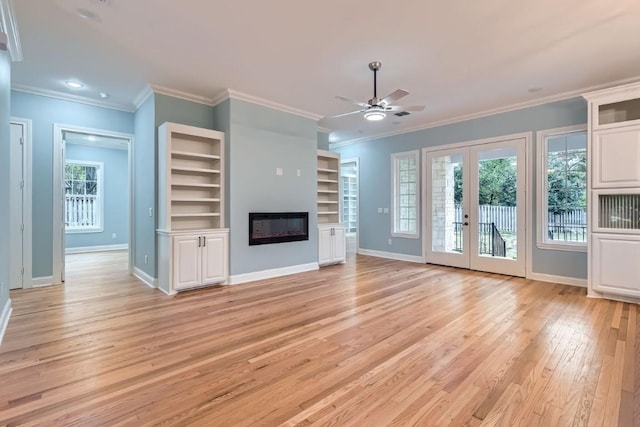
{"left": 432, "top": 153, "right": 463, "bottom": 253}
{"left": 477, "top": 147, "right": 518, "bottom": 259}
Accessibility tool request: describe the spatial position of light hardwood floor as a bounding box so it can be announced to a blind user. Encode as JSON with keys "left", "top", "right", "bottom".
{"left": 1, "top": 250, "right": 637, "bottom": 426}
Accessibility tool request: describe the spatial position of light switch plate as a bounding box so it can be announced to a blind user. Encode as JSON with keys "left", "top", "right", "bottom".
{"left": 276, "top": 168, "right": 284, "bottom": 176}
{"left": 377, "top": 208, "right": 383, "bottom": 213}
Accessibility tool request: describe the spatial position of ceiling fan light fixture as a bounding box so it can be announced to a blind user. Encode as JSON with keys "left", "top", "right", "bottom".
{"left": 364, "top": 110, "right": 386, "bottom": 121}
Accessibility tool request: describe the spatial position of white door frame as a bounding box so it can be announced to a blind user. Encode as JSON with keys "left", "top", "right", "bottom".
{"left": 9, "top": 118, "right": 32, "bottom": 289}
{"left": 422, "top": 132, "right": 532, "bottom": 277}
{"left": 340, "top": 157, "right": 359, "bottom": 250}
{"left": 53, "top": 124, "right": 135, "bottom": 285}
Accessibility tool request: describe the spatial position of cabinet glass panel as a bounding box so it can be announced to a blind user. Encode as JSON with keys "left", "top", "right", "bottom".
{"left": 599, "top": 99, "right": 640, "bottom": 125}
{"left": 598, "top": 194, "right": 640, "bottom": 230}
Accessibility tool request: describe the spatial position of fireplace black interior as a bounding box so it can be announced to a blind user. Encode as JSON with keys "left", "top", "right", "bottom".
{"left": 249, "top": 212, "right": 309, "bottom": 245}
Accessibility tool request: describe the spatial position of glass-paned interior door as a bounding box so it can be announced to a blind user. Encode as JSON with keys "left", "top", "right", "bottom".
{"left": 469, "top": 139, "right": 526, "bottom": 277}
{"left": 426, "top": 148, "right": 470, "bottom": 269}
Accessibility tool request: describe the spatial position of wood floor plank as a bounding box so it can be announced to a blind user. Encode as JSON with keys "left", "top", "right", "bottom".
{"left": 0, "top": 250, "right": 637, "bottom": 426}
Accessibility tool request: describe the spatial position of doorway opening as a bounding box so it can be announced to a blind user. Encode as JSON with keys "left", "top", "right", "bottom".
{"left": 53, "top": 125, "right": 134, "bottom": 285}
{"left": 340, "top": 158, "right": 359, "bottom": 258}
{"left": 424, "top": 135, "right": 528, "bottom": 277}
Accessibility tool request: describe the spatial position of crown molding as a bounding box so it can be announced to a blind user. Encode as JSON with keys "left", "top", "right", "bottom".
{"left": 0, "top": 0, "right": 21, "bottom": 61}
{"left": 11, "top": 84, "right": 135, "bottom": 112}
{"left": 213, "top": 88, "right": 323, "bottom": 121}
{"left": 317, "top": 126, "right": 332, "bottom": 133}
{"left": 330, "top": 75, "right": 640, "bottom": 149}
{"left": 149, "top": 84, "right": 215, "bottom": 107}
{"left": 133, "top": 85, "right": 154, "bottom": 109}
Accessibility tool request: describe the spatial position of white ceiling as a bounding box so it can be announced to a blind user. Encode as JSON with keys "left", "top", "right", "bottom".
{"left": 11, "top": 0, "right": 640, "bottom": 143}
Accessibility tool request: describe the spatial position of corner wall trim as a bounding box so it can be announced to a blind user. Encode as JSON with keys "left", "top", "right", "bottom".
{"left": 0, "top": 298, "right": 12, "bottom": 347}
{"left": 65, "top": 244, "right": 128, "bottom": 255}
{"left": 358, "top": 248, "right": 424, "bottom": 263}
{"left": 133, "top": 267, "right": 158, "bottom": 289}
{"left": 527, "top": 272, "right": 587, "bottom": 288}
{"left": 31, "top": 276, "right": 54, "bottom": 288}
{"left": 229, "top": 262, "right": 319, "bottom": 285}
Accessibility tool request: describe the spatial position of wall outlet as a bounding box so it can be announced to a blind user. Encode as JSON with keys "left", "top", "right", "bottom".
{"left": 297, "top": 169, "right": 301, "bottom": 177}
{"left": 148, "top": 207, "right": 153, "bottom": 217}
{"left": 377, "top": 207, "right": 383, "bottom": 213}
{"left": 276, "top": 167, "right": 284, "bottom": 176}
{"left": 388, "top": 238, "right": 393, "bottom": 245}
{"left": 144, "top": 255, "right": 148, "bottom": 264}
{"left": 112, "top": 233, "right": 116, "bottom": 239}
{"left": 383, "top": 208, "right": 389, "bottom": 214}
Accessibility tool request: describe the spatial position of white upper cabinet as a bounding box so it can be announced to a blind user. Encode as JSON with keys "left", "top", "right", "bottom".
{"left": 592, "top": 126, "right": 640, "bottom": 188}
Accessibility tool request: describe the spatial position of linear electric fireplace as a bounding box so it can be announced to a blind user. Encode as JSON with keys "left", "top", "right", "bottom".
{"left": 249, "top": 212, "right": 309, "bottom": 245}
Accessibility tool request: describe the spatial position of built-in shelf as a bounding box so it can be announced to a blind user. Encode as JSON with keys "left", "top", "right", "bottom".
{"left": 171, "top": 166, "right": 221, "bottom": 174}
{"left": 318, "top": 211, "right": 339, "bottom": 215}
{"left": 318, "top": 179, "right": 339, "bottom": 183}
{"left": 171, "top": 213, "right": 221, "bottom": 218}
{"left": 171, "top": 150, "right": 221, "bottom": 160}
{"left": 317, "top": 150, "right": 341, "bottom": 225}
{"left": 317, "top": 168, "right": 339, "bottom": 173}
{"left": 318, "top": 189, "right": 338, "bottom": 194}
{"left": 159, "top": 122, "right": 225, "bottom": 231}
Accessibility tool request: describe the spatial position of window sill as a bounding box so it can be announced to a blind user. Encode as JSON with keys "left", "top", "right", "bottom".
{"left": 391, "top": 232, "right": 420, "bottom": 239}
{"left": 536, "top": 241, "right": 587, "bottom": 253}
{"left": 66, "top": 227, "right": 104, "bottom": 234}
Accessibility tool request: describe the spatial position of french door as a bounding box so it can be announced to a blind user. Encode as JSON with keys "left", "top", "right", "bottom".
{"left": 425, "top": 137, "right": 526, "bottom": 277}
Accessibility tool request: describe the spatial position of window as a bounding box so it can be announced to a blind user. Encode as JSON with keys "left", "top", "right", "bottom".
{"left": 65, "top": 160, "right": 103, "bottom": 233}
{"left": 536, "top": 126, "right": 587, "bottom": 251}
{"left": 392, "top": 150, "right": 419, "bottom": 238}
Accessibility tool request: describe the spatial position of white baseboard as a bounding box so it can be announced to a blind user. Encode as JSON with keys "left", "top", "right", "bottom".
{"left": 357, "top": 248, "right": 424, "bottom": 263}
{"left": 229, "top": 262, "right": 319, "bottom": 285}
{"left": 65, "top": 244, "right": 128, "bottom": 254}
{"left": 31, "top": 276, "right": 55, "bottom": 288}
{"left": 133, "top": 267, "right": 158, "bottom": 289}
{"left": 0, "top": 298, "right": 12, "bottom": 347}
{"left": 527, "top": 272, "right": 587, "bottom": 288}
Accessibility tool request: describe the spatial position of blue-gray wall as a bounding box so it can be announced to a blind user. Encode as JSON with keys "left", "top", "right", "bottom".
{"left": 64, "top": 144, "right": 129, "bottom": 249}
{"left": 11, "top": 91, "right": 134, "bottom": 279}
{"left": 226, "top": 99, "right": 318, "bottom": 275}
{"left": 0, "top": 45, "right": 10, "bottom": 322}
{"left": 133, "top": 95, "right": 155, "bottom": 277}
{"left": 334, "top": 97, "right": 588, "bottom": 279}
{"left": 317, "top": 131, "right": 330, "bottom": 150}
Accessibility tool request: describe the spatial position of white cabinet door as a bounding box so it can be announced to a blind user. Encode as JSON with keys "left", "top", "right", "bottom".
{"left": 201, "top": 232, "right": 227, "bottom": 285}
{"left": 592, "top": 126, "right": 640, "bottom": 188}
{"left": 332, "top": 226, "right": 346, "bottom": 263}
{"left": 592, "top": 234, "right": 640, "bottom": 298}
{"left": 173, "top": 235, "right": 201, "bottom": 290}
{"left": 318, "top": 227, "right": 333, "bottom": 265}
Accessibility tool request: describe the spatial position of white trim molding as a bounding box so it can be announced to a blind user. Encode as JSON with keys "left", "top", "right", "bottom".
{"left": 11, "top": 84, "right": 135, "bottom": 112}
{"left": 358, "top": 248, "right": 424, "bottom": 263}
{"left": 133, "top": 267, "right": 158, "bottom": 289}
{"left": 0, "top": 0, "right": 21, "bottom": 61}
{"left": 10, "top": 117, "right": 32, "bottom": 289}
{"left": 526, "top": 272, "right": 587, "bottom": 288}
{"left": 65, "top": 244, "right": 128, "bottom": 254}
{"left": 53, "top": 124, "right": 135, "bottom": 284}
{"left": 229, "top": 263, "right": 319, "bottom": 285}
{"left": 317, "top": 126, "right": 332, "bottom": 133}
{"left": 213, "top": 88, "right": 323, "bottom": 121}
{"left": 149, "top": 84, "right": 215, "bottom": 107}
{"left": 31, "top": 276, "right": 54, "bottom": 288}
{"left": 0, "top": 297, "right": 12, "bottom": 346}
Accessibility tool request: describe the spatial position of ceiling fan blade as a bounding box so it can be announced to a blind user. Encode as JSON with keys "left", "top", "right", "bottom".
{"left": 384, "top": 105, "right": 426, "bottom": 112}
{"left": 379, "top": 89, "right": 409, "bottom": 106}
{"left": 331, "top": 109, "right": 366, "bottom": 118}
{"left": 335, "top": 95, "right": 370, "bottom": 108}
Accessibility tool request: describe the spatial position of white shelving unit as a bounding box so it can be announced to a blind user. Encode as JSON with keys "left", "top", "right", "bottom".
{"left": 342, "top": 174, "right": 357, "bottom": 233}
{"left": 317, "top": 150, "right": 346, "bottom": 266}
{"left": 157, "top": 122, "right": 229, "bottom": 294}
{"left": 583, "top": 83, "right": 640, "bottom": 302}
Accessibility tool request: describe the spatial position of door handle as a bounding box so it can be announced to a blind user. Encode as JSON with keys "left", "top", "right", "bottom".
{"left": 198, "top": 236, "right": 202, "bottom": 247}
{"left": 203, "top": 236, "right": 206, "bottom": 247}
{"left": 463, "top": 222, "right": 469, "bottom": 226}
{"left": 464, "top": 214, "right": 469, "bottom": 219}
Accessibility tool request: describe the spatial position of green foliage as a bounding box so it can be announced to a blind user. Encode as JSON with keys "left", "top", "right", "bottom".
{"left": 454, "top": 159, "right": 517, "bottom": 206}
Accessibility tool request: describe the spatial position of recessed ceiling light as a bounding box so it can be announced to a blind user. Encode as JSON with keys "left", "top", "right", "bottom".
{"left": 99, "top": 92, "right": 110, "bottom": 99}
{"left": 65, "top": 81, "right": 84, "bottom": 89}
{"left": 76, "top": 8, "right": 100, "bottom": 22}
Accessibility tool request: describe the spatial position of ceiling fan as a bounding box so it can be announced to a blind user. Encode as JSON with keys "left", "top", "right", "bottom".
{"left": 333, "top": 61, "right": 425, "bottom": 121}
